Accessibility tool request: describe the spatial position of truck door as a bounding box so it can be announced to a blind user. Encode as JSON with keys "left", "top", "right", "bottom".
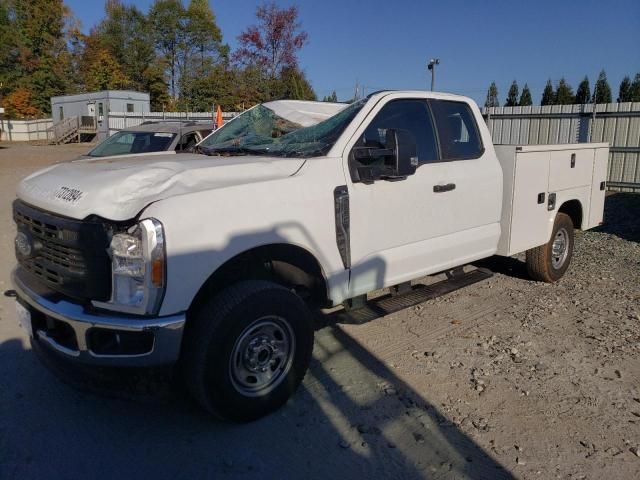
{"left": 343, "top": 95, "right": 502, "bottom": 297}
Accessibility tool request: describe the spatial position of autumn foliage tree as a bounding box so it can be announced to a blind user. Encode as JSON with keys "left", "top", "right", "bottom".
{"left": 236, "top": 3, "right": 308, "bottom": 78}
{"left": 4, "top": 87, "right": 41, "bottom": 118}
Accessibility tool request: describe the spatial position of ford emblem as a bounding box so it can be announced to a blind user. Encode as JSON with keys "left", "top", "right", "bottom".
{"left": 15, "top": 232, "right": 32, "bottom": 257}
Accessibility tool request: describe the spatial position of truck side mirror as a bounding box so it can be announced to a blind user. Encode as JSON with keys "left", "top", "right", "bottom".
{"left": 352, "top": 128, "right": 418, "bottom": 183}
{"left": 387, "top": 128, "right": 418, "bottom": 177}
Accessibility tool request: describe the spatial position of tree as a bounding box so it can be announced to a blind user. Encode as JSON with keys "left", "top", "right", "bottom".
{"left": 484, "top": 81, "right": 499, "bottom": 108}
{"left": 630, "top": 73, "right": 640, "bottom": 102}
{"left": 593, "top": 69, "right": 612, "bottom": 104}
{"left": 3, "top": 0, "right": 74, "bottom": 113}
{"left": 149, "top": 0, "right": 186, "bottom": 99}
{"left": 95, "top": 1, "right": 157, "bottom": 92}
{"left": 83, "top": 48, "right": 129, "bottom": 91}
{"left": 323, "top": 91, "right": 338, "bottom": 102}
{"left": 505, "top": 80, "right": 519, "bottom": 107}
{"left": 617, "top": 76, "right": 632, "bottom": 102}
{"left": 519, "top": 83, "right": 533, "bottom": 106}
{"left": 235, "top": 3, "right": 308, "bottom": 79}
{"left": 179, "top": 0, "right": 229, "bottom": 108}
{"left": 3, "top": 87, "right": 40, "bottom": 118}
{"left": 555, "top": 78, "right": 575, "bottom": 105}
{"left": 575, "top": 76, "right": 591, "bottom": 104}
{"left": 541, "top": 79, "right": 555, "bottom": 106}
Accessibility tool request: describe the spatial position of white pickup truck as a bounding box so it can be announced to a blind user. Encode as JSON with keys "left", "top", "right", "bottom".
{"left": 11, "top": 91, "right": 608, "bottom": 421}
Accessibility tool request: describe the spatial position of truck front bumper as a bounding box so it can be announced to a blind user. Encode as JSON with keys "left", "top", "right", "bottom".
{"left": 12, "top": 268, "right": 186, "bottom": 367}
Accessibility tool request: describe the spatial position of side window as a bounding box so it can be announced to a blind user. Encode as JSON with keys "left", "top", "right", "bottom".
{"left": 355, "top": 99, "right": 438, "bottom": 164}
{"left": 430, "top": 100, "right": 483, "bottom": 160}
{"left": 176, "top": 132, "right": 198, "bottom": 151}
{"left": 126, "top": 103, "right": 134, "bottom": 113}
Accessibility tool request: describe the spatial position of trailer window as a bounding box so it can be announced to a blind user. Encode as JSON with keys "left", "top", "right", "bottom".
{"left": 430, "top": 100, "right": 483, "bottom": 160}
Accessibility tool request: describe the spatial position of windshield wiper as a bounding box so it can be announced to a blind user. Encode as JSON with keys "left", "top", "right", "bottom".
{"left": 200, "top": 145, "right": 268, "bottom": 156}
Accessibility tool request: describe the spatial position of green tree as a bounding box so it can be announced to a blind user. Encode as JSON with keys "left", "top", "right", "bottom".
{"left": 593, "top": 70, "right": 612, "bottom": 104}
{"left": 519, "top": 83, "right": 533, "bottom": 106}
{"left": 3, "top": 0, "right": 74, "bottom": 113}
{"left": 617, "top": 76, "right": 632, "bottom": 102}
{"left": 96, "top": 1, "right": 157, "bottom": 92}
{"left": 505, "top": 80, "right": 519, "bottom": 107}
{"left": 555, "top": 78, "right": 575, "bottom": 105}
{"left": 323, "top": 91, "right": 338, "bottom": 102}
{"left": 484, "top": 81, "right": 499, "bottom": 108}
{"left": 541, "top": 79, "right": 555, "bottom": 106}
{"left": 575, "top": 76, "right": 591, "bottom": 104}
{"left": 149, "top": 0, "right": 186, "bottom": 99}
{"left": 179, "top": 0, "right": 229, "bottom": 108}
{"left": 630, "top": 73, "right": 640, "bottom": 102}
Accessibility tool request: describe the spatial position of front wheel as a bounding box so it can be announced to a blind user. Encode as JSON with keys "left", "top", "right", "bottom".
{"left": 526, "top": 212, "right": 575, "bottom": 282}
{"left": 182, "top": 280, "right": 314, "bottom": 422}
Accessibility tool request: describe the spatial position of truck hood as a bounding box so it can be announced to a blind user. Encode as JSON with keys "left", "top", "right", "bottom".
{"left": 17, "top": 153, "right": 305, "bottom": 221}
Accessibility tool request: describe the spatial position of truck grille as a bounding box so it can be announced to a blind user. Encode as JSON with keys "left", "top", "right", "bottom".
{"left": 13, "top": 200, "right": 112, "bottom": 302}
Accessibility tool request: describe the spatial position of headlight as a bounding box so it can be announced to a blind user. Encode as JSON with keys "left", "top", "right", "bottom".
{"left": 92, "top": 218, "right": 165, "bottom": 315}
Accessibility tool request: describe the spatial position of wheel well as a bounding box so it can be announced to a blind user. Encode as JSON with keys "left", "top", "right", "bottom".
{"left": 558, "top": 200, "right": 583, "bottom": 229}
{"left": 189, "top": 244, "right": 329, "bottom": 313}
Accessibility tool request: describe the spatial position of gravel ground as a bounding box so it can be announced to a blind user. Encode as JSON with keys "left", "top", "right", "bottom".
{"left": 0, "top": 142, "right": 638, "bottom": 480}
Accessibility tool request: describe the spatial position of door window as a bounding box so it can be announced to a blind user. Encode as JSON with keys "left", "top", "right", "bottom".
{"left": 430, "top": 100, "right": 483, "bottom": 160}
{"left": 355, "top": 99, "right": 438, "bottom": 164}
{"left": 176, "top": 132, "right": 199, "bottom": 151}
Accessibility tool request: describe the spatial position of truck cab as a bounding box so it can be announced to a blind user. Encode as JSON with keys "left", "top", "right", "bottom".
{"left": 11, "top": 91, "right": 608, "bottom": 421}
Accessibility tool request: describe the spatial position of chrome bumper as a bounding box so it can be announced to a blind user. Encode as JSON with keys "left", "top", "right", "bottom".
{"left": 12, "top": 268, "right": 186, "bottom": 366}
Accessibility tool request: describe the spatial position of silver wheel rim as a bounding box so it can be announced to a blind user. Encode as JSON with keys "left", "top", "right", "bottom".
{"left": 229, "top": 316, "right": 295, "bottom": 397}
{"left": 551, "top": 227, "right": 569, "bottom": 269}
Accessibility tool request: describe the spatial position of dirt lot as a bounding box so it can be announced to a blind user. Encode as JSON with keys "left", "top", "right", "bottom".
{"left": 0, "top": 142, "right": 638, "bottom": 480}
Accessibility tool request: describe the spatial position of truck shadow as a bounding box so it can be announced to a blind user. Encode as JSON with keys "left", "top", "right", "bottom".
{"left": 595, "top": 192, "right": 640, "bottom": 243}
{"left": 0, "top": 223, "right": 515, "bottom": 479}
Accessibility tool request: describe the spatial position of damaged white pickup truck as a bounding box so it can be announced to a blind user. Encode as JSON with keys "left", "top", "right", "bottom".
{"left": 11, "top": 91, "right": 608, "bottom": 421}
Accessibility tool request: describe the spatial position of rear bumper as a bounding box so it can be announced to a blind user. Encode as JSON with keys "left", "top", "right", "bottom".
{"left": 12, "top": 268, "right": 185, "bottom": 367}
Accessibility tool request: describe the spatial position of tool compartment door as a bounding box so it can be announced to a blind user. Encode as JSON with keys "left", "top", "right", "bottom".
{"left": 586, "top": 147, "right": 608, "bottom": 229}
{"left": 548, "top": 148, "right": 593, "bottom": 191}
{"left": 509, "top": 151, "right": 551, "bottom": 255}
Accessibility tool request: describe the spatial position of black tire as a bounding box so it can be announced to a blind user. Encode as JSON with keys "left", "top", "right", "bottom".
{"left": 182, "top": 280, "right": 314, "bottom": 422}
{"left": 526, "top": 212, "right": 574, "bottom": 283}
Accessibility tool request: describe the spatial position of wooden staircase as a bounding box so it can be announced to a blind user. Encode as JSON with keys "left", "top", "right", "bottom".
{"left": 48, "top": 116, "right": 98, "bottom": 144}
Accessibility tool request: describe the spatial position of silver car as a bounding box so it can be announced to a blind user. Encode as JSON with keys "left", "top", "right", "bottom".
{"left": 84, "top": 122, "right": 214, "bottom": 158}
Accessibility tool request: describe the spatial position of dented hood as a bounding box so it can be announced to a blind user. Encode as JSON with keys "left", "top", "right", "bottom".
{"left": 17, "top": 153, "right": 305, "bottom": 221}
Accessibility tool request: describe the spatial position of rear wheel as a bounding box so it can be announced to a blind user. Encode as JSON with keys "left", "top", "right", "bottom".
{"left": 182, "top": 280, "right": 314, "bottom": 422}
{"left": 526, "top": 212, "right": 574, "bottom": 282}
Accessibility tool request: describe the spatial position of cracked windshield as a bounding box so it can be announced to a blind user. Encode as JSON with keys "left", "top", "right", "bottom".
{"left": 199, "top": 100, "right": 366, "bottom": 157}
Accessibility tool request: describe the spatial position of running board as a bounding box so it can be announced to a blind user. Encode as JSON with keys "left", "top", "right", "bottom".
{"left": 331, "top": 268, "right": 493, "bottom": 325}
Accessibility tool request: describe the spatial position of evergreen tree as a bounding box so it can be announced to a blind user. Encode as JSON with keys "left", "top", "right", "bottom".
{"left": 575, "top": 76, "right": 591, "bottom": 104}
{"left": 505, "top": 80, "right": 519, "bottom": 107}
{"left": 630, "top": 73, "right": 640, "bottom": 102}
{"left": 617, "top": 76, "right": 632, "bottom": 102}
{"left": 484, "top": 81, "right": 499, "bottom": 108}
{"left": 519, "top": 83, "right": 533, "bottom": 106}
{"left": 541, "top": 79, "right": 555, "bottom": 106}
{"left": 555, "top": 78, "right": 575, "bottom": 105}
{"left": 593, "top": 69, "right": 612, "bottom": 104}
{"left": 149, "top": 0, "right": 187, "bottom": 99}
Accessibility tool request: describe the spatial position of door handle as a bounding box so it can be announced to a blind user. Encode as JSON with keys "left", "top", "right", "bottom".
{"left": 433, "top": 183, "right": 456, "bottom": 193}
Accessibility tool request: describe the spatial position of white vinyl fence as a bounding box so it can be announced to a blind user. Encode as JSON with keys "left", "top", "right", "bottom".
{"left": 0, "top": 118, "right": 53, "bottom": 142}
{"left": 108, "top": 111, "right": 239, "bottom": 136}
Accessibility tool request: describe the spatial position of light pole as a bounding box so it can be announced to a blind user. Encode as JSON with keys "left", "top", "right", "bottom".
{"left": 427, "top": 58, "right": 440, "bottom": 91}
